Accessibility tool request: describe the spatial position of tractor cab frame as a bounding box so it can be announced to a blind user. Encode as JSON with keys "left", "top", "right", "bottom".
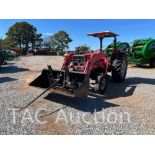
{"left": 87, "top": 31, "right": 119, "bottom": 52}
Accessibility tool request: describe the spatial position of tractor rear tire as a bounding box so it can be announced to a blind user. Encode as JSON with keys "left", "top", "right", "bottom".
{"left": 149, "top": 58, "right": 155, "bottom": 68}
{"left": 94, "top": 75, "right": 107, "bottom": 94}
{"left": 0, "top": 53, "right": 4, "bottom": 67}
{"left": 112, "top": 55, "right": 127, "bottom": 82}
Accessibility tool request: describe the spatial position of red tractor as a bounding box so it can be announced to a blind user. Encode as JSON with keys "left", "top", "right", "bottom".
{"left": 30, "top": 31, "right": 128, "bottom": 97}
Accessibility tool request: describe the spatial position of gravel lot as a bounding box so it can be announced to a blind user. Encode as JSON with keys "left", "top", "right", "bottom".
{"left": 0, "top": 56, "right": 155, "bottom": 135}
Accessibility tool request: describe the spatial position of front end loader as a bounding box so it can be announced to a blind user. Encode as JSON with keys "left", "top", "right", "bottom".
{"left": 30, "top": 31, "right": 128, "bottom": 97}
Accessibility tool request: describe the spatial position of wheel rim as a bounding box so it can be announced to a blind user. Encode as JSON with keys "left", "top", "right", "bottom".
{"left": 120, "top": 60, "right": 127, "bottom": 77}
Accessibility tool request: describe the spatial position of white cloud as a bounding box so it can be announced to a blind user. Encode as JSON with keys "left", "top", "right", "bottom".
{"left": 45, "top": 32, "right": 53, "bottom": 36}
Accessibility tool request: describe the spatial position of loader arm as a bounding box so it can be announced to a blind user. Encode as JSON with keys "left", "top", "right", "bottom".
{"left": 61, "top": 52, "right": 74, "bottom": 70}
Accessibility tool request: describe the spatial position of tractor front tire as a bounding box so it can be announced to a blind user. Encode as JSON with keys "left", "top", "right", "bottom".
{"left": 112, "top": 55, "right": 127, "bottom": 82}
{"left": 149, "top": 58, "right": 155, "bottom": 68}
{"left": 95, "top": 75, "right": 107, "bottom": 94}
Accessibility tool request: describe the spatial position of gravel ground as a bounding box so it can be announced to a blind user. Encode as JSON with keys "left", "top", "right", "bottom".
{"left": 0, "top": 56, "right": 155, "bottom": 135}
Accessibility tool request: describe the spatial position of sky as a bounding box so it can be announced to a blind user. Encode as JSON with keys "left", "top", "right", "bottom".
{"left": 1, "top": 19, "right": 155, "bottom": 50}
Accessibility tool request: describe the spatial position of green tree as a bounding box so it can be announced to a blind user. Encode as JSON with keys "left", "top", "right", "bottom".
{"left": 31, "top": 33, "right": 43, "bottom": 50}
{"left": 53, "top": 31, "right": 72, "bottom": 54}
{"left": 0, "top": 39, "right": 3, "bottom": 50}
{"left": 75, "top": 44, "right": 90, "bottom": 54}
{"left": 44, "top": 31, "right": 72, "bottom": 55}
{"left": 1, "top": 38, "right": 15, "bottom": 50}
{"left": 6, "top": 22, "right": 43, "bottom": 53}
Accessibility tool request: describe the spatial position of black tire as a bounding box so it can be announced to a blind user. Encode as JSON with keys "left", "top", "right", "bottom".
{"left": 112, "top": 55, "right": 127, "bottom": 82}
{"left": 149, "top": 58, "right": 155, "bottom": 68}
{"left": 94, "top": 75, "right": 107, "bottom": 94}
{"left": 0, "top": 53, "right": 4, "bottom": 67}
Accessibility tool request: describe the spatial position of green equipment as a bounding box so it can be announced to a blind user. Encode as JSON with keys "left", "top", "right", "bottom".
{"left": 0, "top": 52, "right": 4, "bottom": 67}
{"left": 106, "top": 41, "right": 130, "bottom": 56}
{"left": 129, "top": 38, "right": 155, "bottom": 67}
{"left": 2, "top": 50, "right": 15, "bottom": 61}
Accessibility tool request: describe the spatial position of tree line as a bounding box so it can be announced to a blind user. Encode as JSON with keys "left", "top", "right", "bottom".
{"left": 0, "top": 21, "right": 90, "bottom": 55}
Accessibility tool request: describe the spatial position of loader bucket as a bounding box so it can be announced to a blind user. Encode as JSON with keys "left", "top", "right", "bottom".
{"left": 74, "top": 74, "right": 89, "bottom": 97}
{"left": 29, "top": 69, "right": 51, "bottom": 88}
{"left": 29, "top": 68, "right": 90, "bottom": 97}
